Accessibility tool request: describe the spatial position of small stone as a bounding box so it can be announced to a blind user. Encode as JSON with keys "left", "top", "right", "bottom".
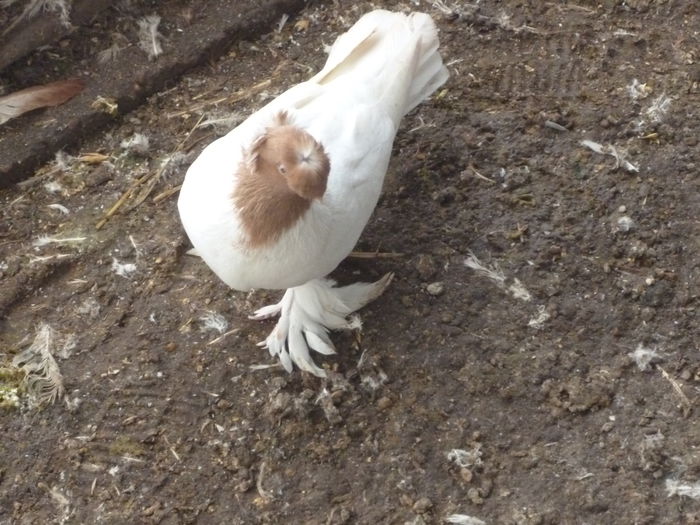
{"left": 412, "top": 497, "right": 433, "bottom": 513}
{"left": 460, "top": 467, "right": 473, "bottom": 483}
{"left": 468, "top": 487, "right": 484, "bottom": 505}
{"left": 616, "top": 216, "right": 634, "bottom": 232}
{"left": 426, "top": 282, "right": 444, "bottom": 296}
{"left": 440, "top": 312, "right": 454, "bottom": 324}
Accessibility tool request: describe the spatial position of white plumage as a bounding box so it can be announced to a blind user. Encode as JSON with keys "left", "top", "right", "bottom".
{"left": 178, "top": 10, "right": 448, "bottom": 376}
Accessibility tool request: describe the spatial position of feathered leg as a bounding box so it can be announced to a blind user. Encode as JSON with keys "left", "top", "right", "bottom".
{"left": 251, "top": 273, "right": 394, "bottom": 376}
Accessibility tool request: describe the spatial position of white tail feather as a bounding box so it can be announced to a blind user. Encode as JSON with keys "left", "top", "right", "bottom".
{"left": 311, "top": 10, "right": 448, "bottom": 123}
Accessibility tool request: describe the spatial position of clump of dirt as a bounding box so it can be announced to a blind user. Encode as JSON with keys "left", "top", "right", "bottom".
{"left": 1, "top": 0, "right": 699, "bottom": 523}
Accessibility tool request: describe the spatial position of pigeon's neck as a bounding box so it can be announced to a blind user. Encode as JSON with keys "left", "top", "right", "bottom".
{"left": 233, "top": 160, "right": 312, "bottom": 248}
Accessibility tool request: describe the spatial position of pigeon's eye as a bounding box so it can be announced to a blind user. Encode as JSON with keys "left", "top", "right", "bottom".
{"left": 278, "top": 164, "right": 287, "bottom": 175}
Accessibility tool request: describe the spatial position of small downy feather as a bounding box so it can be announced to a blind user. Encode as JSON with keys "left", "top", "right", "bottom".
{"left": 0, "top": 78, "right": 84, "bottom": 125}
{"left": 12, "top": 324, "right": 65, "bottom": 406}
{"left": 137, "top": 15, "right": 164, "bottom": 60}
{"left": 1, "top": 0, "right": 71, "bottom": 36}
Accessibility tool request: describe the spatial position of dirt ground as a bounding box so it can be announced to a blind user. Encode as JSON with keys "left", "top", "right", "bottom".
{"left": 1, "top": 0, "right": 700, "bottom": 523}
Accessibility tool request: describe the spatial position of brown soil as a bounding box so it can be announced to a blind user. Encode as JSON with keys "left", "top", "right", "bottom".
{"left": 1, "top": 1, "right": 699, "bottom": 524}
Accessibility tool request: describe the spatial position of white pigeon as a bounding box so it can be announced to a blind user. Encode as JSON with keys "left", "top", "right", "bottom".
{"left": 178, "top": 9, "right": 449, "bottom": 376}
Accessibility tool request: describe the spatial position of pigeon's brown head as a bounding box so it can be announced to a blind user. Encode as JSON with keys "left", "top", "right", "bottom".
{"left": 251, "top": 112, "right": 330, "bottom": 201}
{"left": 234, "top": 112, "right": 330, "bottom": 248}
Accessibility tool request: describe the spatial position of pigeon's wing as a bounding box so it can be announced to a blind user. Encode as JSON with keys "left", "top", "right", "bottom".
{"left": 295, "top": 101, "right": 397, "bottom": 271}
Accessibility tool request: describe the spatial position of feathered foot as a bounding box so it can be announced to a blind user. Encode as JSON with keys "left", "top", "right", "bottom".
{"left": 250, "top": 273, "right": 394, "bottom": 377}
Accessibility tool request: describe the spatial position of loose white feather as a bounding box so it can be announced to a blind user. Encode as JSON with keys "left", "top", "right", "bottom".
{"left": 1, "top": 0, "right": 71, "bottom": 36}
{"left": 137, "top": 15, "right": 164, "bottom": 60}
{"left": 12, "top": 324, "right": 65, "bottom": 406}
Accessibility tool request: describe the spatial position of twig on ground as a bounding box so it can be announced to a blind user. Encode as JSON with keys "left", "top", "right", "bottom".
{"left": 153, "top": 184, "right": 182, "bottom": 203}
{"left": 658, "top": 365, "right": 692, "bottom": 415}
{"left": 95, "top": 173, "right": 149, "bottom": 230}
{"left": 249, "top": 363, "right": 283, "bottom": 371}
{"left": 544, "top": 119, "right": 568, "bottom": 131}
{"left": 207, "top": 328, "right": 240, "bottom": 346}
{"left": 96, "top": 114, "right": 203, "bottom": 229}
{"left": 348, "top": 251, "right": 403, "bottom": 259}
{"left": 167, "top": 78, "right": 273, "bottom": 119}
{"left": 469, "top": 165, "right": 496, "bottom": 183}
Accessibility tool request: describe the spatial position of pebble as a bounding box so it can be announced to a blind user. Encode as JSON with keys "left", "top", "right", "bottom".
{"left": 426, "top": 282, "right": 444, "bottom": 296}
{"left": 617, "top": 216, "right": 634, "bottom": 232}
{"left": 468, "top": 487, "right": 484, "bottom": 505}
{"left": 412, "top": 497, "right": 433, "bottom": 513}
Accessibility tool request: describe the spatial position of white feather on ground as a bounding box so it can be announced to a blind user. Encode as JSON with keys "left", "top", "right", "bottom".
{"left": 199, "top": 311, "right": 229, "bottom": 334}
{"left": 445, "top": 515, "right": 487, "bottom": 525}
{"left": 137, "top": 15, "right": 164, "bottom": 60}
{"left": 111, "top": 258, "right": 137, "bottom": 278}
{"left": 47, "top": 203, "right": 70, "bottom": 215}
{"left": 666, "top": 478, "right": 700, "bottom": 500}
{"left": 645, "top": 94, "right": 671, "bottom": 123}
{"left": 120, "top": 133, "right": 150, "bottom": 156}
{"left": 1, "top": 0, "right": 71, "bottom": 36}
{"left": 464, "top": 251, "right": 532, "bottom": 302}
{"left": 580, "top": 139, "right": 639, "bottom": 173}
{"left": 629, "top": 343, "right": 662, "bottom": 371}
{"left": 12, "top": 324, "right": 65, "bottom": 406}
{"left": 447, "top": 446, "right": 483, "bottom": 468}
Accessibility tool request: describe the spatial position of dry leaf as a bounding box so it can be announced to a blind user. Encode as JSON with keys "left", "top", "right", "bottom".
{"left": 0, "top": 78, "right": 84, "bottom": 125}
